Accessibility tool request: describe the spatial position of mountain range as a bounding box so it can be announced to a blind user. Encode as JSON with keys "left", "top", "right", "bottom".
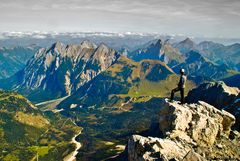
{"left": 0, "top": 38, "right": 239, "bottom": 105}
{"left": 173, "top": 38, "right": 240, "bottom": 71}
{"left": 129, "top": 39, "right": 238, "bottom": 82}
{"left": 0, "top": 37, "right": 239, "bottom": 160}
{"left": 1, "top": 41, "right": 120, "bottom": 102}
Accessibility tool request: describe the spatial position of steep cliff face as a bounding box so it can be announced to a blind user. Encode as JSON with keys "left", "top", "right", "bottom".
{"left": 4, "top": 41, "right": 120, "bottom": 102}
{"left": 125, "top": 100, "right": 240, "bottom": 161}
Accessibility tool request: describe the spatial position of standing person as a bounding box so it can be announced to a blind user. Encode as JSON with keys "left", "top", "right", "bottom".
{"left": 170, "top": 69, "right": 187, "bottom": 104}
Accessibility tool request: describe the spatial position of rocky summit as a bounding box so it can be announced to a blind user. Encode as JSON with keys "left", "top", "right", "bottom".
{"left": 125, "top": 100, "right": 240, "bottom": 161}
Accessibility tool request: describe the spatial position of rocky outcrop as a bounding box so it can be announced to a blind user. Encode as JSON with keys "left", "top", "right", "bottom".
{"left": 126, "top": 100, "right": 240, "bottom": 161}
{"left": 186, "top": 81, "right": 240, "bottom": 130}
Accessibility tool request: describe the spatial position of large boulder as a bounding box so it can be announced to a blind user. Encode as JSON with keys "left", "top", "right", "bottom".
{"left": 126, "top": 100, "right": 240, "bottom": 161}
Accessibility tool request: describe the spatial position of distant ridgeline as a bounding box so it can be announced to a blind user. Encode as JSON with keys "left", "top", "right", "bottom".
{"left": 0, "top": 46, "right": 39, "bottom": 79}
{"left": 0, "top": 38, "right": 239, "bottom": 105}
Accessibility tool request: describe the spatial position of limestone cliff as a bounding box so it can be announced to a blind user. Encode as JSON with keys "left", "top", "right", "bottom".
{"left": 4, "top": 40, "right": 120, "bottom": 102}
{"left": 125, "top": 100, "right": 240, "bottom": 161}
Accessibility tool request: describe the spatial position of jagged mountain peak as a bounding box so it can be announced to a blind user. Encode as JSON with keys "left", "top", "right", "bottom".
{"left": 4, "top": 41, "right": 120, "bottom": 102}
{"left": 51, "top": 41, "right": 65, "bottom": 50}
{"left": 155, "top": 38, "right": 163, "bottom": 44}
{"left": 181, "top": 37, "right": 194, "bottom": 44}
{"left": 173, "top": 38, "right": 197, "bottom": 54}
{"left": 94, "top": 43, "right": 116, "bottom": 57}
{"left": 92, "top": 43, "right": 120, "bottom": 70}
{"left": 129, "top": 39, "right": 184, "bottom": 67}
{"left": 43, "top": 41, "right": 67, "bottom": 58}
{"left": 150, "top": 39, "right": 163, "bottom": 48}
{"left": 97, "top": 42, "right": 107, "bottom": 49}
{"left": 80, "top": 40, "right": 97, "bottom": 49}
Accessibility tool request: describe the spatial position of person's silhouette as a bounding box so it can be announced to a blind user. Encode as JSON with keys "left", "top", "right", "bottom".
{"left": 170, "top": 69, "right": 187, "bottom": 104}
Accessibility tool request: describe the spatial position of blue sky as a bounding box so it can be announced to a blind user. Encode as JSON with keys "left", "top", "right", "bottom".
{"left": 0, "top": 0, "right": 240, "bottom": 38}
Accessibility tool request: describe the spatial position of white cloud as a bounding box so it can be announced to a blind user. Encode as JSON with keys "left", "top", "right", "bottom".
{"left": 0, "top": 0, "right": 239, "bottom": 38}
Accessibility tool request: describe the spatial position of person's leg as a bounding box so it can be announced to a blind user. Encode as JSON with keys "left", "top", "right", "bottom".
{"left": 170, "top": 87, "right": 180, "bottom": 101}
{"left": 180, "top": 88, "right": 184, "bottom": 104}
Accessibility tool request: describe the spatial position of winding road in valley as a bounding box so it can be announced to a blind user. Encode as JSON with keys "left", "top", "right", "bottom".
{"left": 64, "top": 130, "right": 82, "bottom": 161}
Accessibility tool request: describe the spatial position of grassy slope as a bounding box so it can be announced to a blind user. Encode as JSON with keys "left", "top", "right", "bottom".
{"left": 59, "top": 56, "right": 196, "bottom": 109}
{"left": 105, "top": 56, "right": 195, "bottom": 103}
{"left": 0, "top": 91, "right": 81, "bottom": 161}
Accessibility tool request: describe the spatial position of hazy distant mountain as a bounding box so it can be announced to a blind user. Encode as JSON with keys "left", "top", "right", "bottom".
{"left": 0, "top": 32, "right": 164, "bottom": 51}
{"left": 129, "top": 39, "right": 184, "bottom": 67}
{"left": 1, "top": 41, "right": 120, "bottom": 102}
{"left": 172, "top": 50, "right": 236, "bottom": 80}
{"left": 197, "top": 41, "right": 240, "bottom": 71}
{"left": 0, "top": 46, "right": 38, "bottom": 79}
{"left": 173, "top": 38, "right": 240, "bottom": 71}
{"left": 173, "top": 38, "right": 197, "bottom": 54}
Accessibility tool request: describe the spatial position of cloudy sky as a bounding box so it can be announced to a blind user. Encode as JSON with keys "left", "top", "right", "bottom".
{"left": 1, "top": 0, "right": 240, "bottom": 38}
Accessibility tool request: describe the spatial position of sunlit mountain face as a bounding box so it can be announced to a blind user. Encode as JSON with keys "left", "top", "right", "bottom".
{"left": 0, "top": 36, "right": 239, "bottom": 160}
{"left": 1, "top": 0, "right": 240, "bottom": 160}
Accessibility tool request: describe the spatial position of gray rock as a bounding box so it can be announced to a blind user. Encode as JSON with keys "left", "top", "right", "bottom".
{"left": 186, "top": 81, "right": 240, "bottom": 130}
{"left": 125, "top": 100, "right": 238, "bottom": 161}
{"left": 7, "top": 40, "right": 120, "bottom": 102}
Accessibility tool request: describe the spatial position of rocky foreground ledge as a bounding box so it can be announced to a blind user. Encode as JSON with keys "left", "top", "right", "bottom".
{"left": 125, "top": 100, "right": 240, "bottom": 161}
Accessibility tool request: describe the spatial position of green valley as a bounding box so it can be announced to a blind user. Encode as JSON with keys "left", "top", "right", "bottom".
{"left": 0, "top": 91, "right": 81, "bottom": 161}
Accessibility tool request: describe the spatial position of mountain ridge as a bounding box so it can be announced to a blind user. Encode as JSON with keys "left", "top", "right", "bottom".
{"left": 0, "top": 41, "right": 120, "bottom": 102}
